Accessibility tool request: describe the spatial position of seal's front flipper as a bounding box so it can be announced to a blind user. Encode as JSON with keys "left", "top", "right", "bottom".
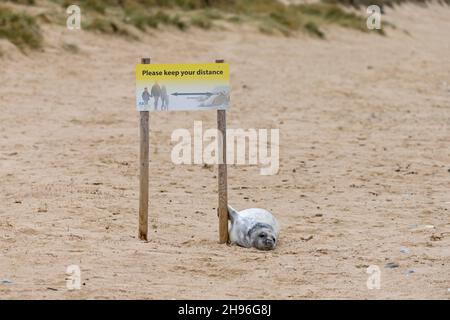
{"left": 227, "top": 205, "right": 239, "bottom": 223}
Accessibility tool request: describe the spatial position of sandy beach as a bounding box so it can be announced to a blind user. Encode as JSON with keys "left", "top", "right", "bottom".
{"left": 0, "top": 3, "right": 449, "bottom": 299}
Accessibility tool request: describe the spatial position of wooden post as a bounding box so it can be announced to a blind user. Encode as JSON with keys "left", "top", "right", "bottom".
{"left": 216, "top": 59, "right": 229, "bottom": 244}
{"left": 139, "top": 57, "right": 151, "bottom": 241}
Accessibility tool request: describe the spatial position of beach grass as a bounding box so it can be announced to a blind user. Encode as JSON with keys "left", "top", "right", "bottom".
{"left": 2, "top": 0, "right": 417, "bottom": 51}
{"left": 48, "top": 0, "right": 369, "bottom": 38}
{"left": 0, "top": 6, "right": 43, "bottom": 50}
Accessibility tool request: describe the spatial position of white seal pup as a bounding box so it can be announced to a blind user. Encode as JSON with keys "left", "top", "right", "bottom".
{"left": 228, "top": 205, "right": 279, "bottom": 250}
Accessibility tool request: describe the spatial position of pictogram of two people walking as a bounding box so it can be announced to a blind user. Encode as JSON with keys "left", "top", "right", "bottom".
{"left": 142, "top": 81, "right": 169, "bottom": 111}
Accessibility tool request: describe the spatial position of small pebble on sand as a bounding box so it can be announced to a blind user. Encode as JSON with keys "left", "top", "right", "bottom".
{"left": 385, "top": 262, "right": 399, "bottom": 269}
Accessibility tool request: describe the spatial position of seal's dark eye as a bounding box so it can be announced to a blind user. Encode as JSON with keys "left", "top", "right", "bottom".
{"left": 259, "top": 233, "right": 265, "bottom": 238}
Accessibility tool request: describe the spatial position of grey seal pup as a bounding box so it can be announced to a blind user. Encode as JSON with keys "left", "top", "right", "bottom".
{"left": 228, "top": 205, "right": 279, "bottom": 250}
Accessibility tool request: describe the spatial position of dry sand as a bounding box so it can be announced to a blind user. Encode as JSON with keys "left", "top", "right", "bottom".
{"left": 0, "top": 4, "right": 449, "bottom": 299}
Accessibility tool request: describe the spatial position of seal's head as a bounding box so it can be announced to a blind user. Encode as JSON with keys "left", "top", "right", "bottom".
{"left": 249, "top": 223, "right": 277, "bottom": 250}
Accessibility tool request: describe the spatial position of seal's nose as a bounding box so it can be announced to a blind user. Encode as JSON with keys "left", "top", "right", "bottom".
{"left": 265, "top": 238, "right": 274, "bottom": 246}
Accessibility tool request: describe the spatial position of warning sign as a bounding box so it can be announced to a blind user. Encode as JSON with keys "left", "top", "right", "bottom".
{"left": 136, "top": 63, "right": 230, "bottom": 111}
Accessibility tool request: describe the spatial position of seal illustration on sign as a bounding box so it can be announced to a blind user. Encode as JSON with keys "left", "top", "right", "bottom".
{"left": 198, "top": 86, "right": 230, "bottom": 109}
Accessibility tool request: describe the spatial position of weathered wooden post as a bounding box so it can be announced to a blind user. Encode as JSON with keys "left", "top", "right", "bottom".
{"left": 216, "top": 59, "right": 229, "bottom": 244}
{"left": 139, "top": 57, "right": 151, "bottom": 241}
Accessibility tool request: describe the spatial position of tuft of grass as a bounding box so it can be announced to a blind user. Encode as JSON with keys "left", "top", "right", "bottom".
{"left": 259, "top": 17, "right": 291, "bottom": 36}
{"left": 82, "top": 0, "right": 108, "bottom": 14}
{"left": 85, "top": 17, "right": 133, "bottom": 37}
{"left": 58, "top": 0, "right": 112, "bottom": 14}
{"left": 202, "top": 9, "right": 223, "bottom": 20}
{"left": 7, "top": 0, "right": 36, "bottom": 4}
{"left": 227, "top": 15, "right": 242, "bottom": 24}
{"left": 269, "top": 10, "right": 302, "bottom": 31}
{"left": 0, "top": 6, "right": 43, "bottom": 50}
{"left": 36, "top": 12, "right": 53, "bottom": 24}
{"left": 324, "top": 0, "right": 450, "bottom": 8}
{"left": 173, "top": 14, "right": 188, "bottom": 30}
{"left": 190, "top": 15, "right": 213, "bottom": 30}
{"left": 304, "top": 21, "right": 325, "bottom": 38}
{"left": 296, "top": 3, "right": 366, "bottom": 31}
{"left": 125, "top": 10, "right": 187, "bottom": 31}
{"left": 215, "top": 1, "right": 367, "bottom": 37}
{"left": 126, "top": 13, "right": 158, "bottom": 30}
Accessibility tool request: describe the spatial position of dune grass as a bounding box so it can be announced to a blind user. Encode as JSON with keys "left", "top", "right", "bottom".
{"left": 297, "top": 3, "right": 367, "bottom": 31}
{"left": 65, "top": 0, "right": 369, "bottom": 38}
{"left": 124, "top": 9, "right": 187, "bottom": 31}
{"left": 6, "top": 0, "right": 36, "bottom": 4}
{"left": 190, "top": 14, "right": 213, "bottom": 29}
{"left": 2, "top": 0, "right": 396, "bottom": 51}
{"left": 0, "top": 6, "right": 43, "bottom": 50}
{"left": 235, "top": 0, "right": 367, "bottom": 38}
{"left": 326, "top": 0, "right": 450, "bottom": 7}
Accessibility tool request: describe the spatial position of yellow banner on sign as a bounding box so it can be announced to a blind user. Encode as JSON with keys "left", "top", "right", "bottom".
{"left": 136, "top": 63, "right": 230, "bottom": 112}
{"left": 136, "top": 63, "right": 230, "bottom": 82}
